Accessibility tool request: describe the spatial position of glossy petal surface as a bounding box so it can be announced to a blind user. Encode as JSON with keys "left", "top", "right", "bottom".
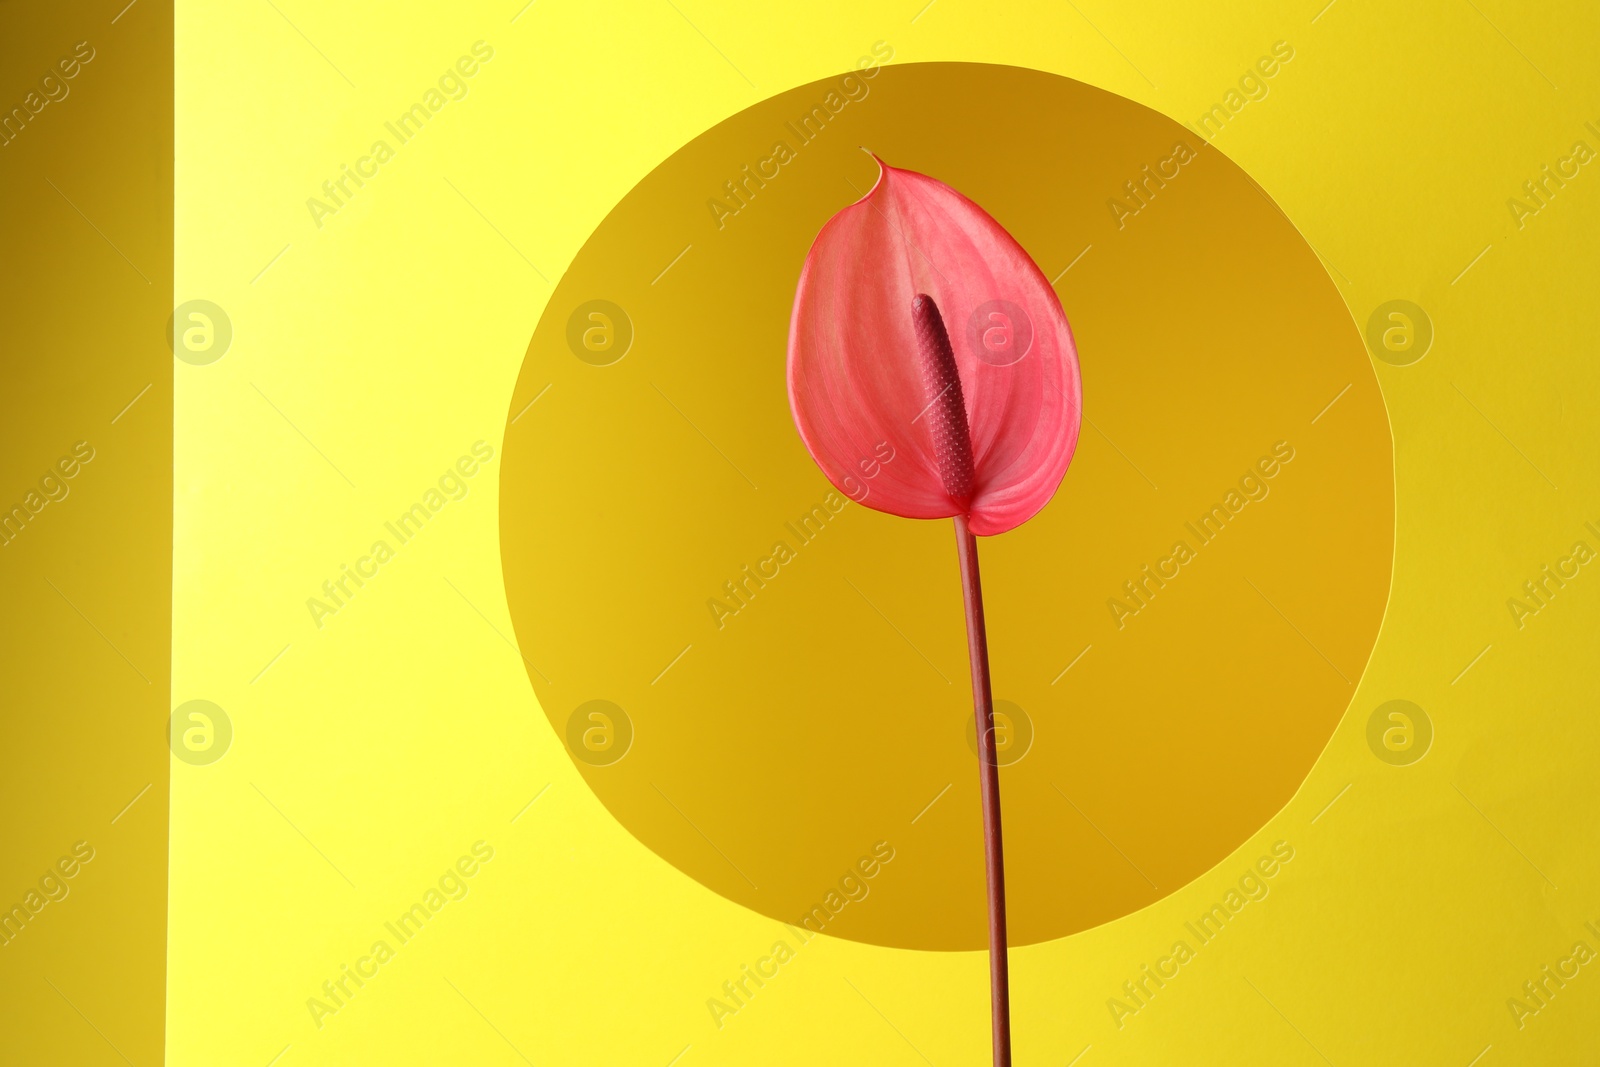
{"left": 787, "top": 159, "right": 1081, "bottom": 535}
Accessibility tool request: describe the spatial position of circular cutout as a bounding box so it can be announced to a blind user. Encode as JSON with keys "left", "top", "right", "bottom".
{"left": 500, "top": 63, "right": 1393, "bottom": 949}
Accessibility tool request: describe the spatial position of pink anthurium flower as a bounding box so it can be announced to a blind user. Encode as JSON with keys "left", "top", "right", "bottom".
{"left": 787, "top": 156, "right": 1081, "bottom": 536}
{"left": 786, "top": 156, "right": 1083, "bottom": 1067}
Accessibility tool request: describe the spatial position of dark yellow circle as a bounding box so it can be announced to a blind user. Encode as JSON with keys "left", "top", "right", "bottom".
{"left": 500, "top": 63, "right": 1392, "bottom": 949}
{"left": 565, "top": 699, "right": 633, "bottom": 766}
{"left": 565, "top": 299, "right": 633, "bottom": 366}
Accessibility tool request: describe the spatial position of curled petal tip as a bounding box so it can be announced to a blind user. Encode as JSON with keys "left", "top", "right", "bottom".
{"left": 855, "top": 148, "right": 886, "bottom": 200}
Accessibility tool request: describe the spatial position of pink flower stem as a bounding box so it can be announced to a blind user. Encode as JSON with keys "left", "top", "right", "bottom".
{"left": 953, "top": 513, "right": 1011, "bottom": 1067}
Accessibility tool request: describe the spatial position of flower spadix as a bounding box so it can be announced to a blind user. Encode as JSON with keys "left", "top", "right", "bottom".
{"left": 786, "top": 157, "right": 1082, "bottom": 536}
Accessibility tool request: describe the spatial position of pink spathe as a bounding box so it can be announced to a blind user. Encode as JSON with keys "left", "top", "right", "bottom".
{"left": 786, "top": 157, "right": 1082, "bottom": 536}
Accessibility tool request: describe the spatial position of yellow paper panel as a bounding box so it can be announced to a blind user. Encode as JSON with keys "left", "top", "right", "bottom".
{"left": 171, "top": 1, "right": 1600, "bottom": 1064}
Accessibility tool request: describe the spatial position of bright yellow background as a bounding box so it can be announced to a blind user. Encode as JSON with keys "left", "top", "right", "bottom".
{"left": 174, "top": 2, "right": 1600, "bottom": 1064}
